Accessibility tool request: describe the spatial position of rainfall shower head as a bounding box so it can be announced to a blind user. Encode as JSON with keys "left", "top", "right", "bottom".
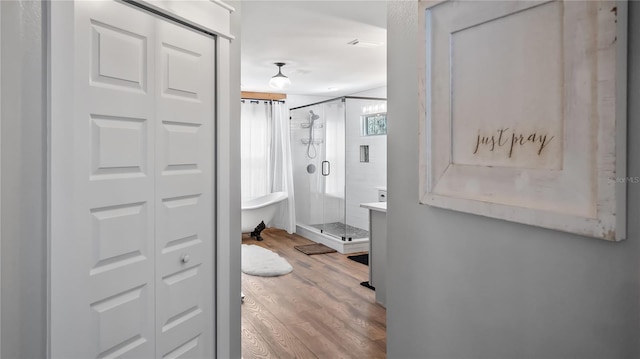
{"left": 309, "top": 110, "right": 320, "bottom": 121}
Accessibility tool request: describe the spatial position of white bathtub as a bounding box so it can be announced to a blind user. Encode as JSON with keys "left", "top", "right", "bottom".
{"left": 241, "top": 191, "right": 288, "bottom": 233}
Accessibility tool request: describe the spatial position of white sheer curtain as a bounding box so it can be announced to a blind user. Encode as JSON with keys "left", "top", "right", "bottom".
{"left": 241, "top": 100, "right": 271, "bottom": 200}
{"left": 270, "top": 101, "right": 296, "bottom": 233}
{"left": 240, "top": 100, "right": 296, "bottom": 233}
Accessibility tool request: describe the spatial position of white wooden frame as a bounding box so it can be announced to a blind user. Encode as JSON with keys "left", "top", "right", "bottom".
{"left": 418, "top": 0, "right": 627, "bottom": 241}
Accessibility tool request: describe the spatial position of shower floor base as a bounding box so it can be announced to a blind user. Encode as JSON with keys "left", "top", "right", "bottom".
{"left": 310, "top": 222, "right": 370, "bottom": 241}
{"left": 296, "top": 224, "right": 369, "bottom": 254}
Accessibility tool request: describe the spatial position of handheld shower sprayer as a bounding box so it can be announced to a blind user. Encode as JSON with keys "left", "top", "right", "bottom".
{"left": 306, "top": 110, "right": 319, "bottom": 159}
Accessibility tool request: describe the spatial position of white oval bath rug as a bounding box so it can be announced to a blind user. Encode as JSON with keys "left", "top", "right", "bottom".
{"left": 241, "top": 244, "right": 293, "bottom": 277}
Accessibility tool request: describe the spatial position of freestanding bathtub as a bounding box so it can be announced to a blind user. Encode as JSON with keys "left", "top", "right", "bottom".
{"left": 241, "top": 191, "right": 288, "bottom": 233}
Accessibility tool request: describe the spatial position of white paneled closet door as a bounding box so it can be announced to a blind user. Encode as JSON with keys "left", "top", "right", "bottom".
{"left": 154, "top": 14, "right": 215, "bottom": 358}
{"left": 50, "top": 1, "right": 215, "bottom": 357}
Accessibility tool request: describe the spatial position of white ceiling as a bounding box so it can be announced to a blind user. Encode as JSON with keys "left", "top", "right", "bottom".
{"left": 240, "top": 1, "right": 387, "bottom": 97}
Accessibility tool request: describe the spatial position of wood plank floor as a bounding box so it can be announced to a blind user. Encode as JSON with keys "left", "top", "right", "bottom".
{"left": 241, "top": 228, "right": 387, "bottom": 359}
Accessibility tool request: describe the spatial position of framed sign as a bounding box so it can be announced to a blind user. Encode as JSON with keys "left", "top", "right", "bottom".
{"left": 418, "top": 0, "right": 627, "bottom": 241}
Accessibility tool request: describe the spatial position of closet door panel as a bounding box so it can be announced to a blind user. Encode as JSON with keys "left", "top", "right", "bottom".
{"left": 50, "top": 1, "right": 156, "bottom": 357}
{"left": 155, "top": 19, "right": 216, "bottom": 358}
{"left": 90, "top": 18, "right": 148, "bottom": 93}
{"left": 82, "top": 3, "right": 158, "bottom": 357}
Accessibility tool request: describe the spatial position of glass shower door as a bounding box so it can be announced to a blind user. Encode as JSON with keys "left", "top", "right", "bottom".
{"left": 301, "top": 104, "right": 326, "bottom": 233}
{"left": 291, "top": 103, "right": 327, "bottom": 234}
{"left": 320, "top": 99, "right": 346, "bottom": 240}
{"left": 291, "top": 98, "right": 347, "bottom": 240}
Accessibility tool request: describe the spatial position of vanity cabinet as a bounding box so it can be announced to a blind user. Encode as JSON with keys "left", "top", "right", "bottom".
{"left": 361, "top": 202, "right": 387, "bottom": 307}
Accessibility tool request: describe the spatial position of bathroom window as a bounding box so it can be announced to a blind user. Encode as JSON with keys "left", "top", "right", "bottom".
{"left": 361, "top": 113, "right": 387, "bottom": 136}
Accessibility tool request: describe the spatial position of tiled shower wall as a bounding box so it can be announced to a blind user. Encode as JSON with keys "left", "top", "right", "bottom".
{"left": 345, "top": 98, "right": 387, "bottom": 232}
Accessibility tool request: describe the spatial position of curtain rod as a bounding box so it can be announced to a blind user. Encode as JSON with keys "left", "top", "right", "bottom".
{"left": 240, "top": 91, "right": 286, "bottom": 101}
{"left": 240, "top": 99, "right": 286, "bottom": 104}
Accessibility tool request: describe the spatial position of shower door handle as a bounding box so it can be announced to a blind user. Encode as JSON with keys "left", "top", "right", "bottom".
{"left": 322, "top": 161, "right": 330, "bottom": 176}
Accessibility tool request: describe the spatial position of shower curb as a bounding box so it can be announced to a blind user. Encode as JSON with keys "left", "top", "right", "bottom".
{"left": 295, "top": 225, "right": 369, "bottom": 254}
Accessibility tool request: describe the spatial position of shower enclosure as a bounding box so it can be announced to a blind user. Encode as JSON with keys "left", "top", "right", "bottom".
{"left": 290, "top": 96, "right": 387, "bottom": 253}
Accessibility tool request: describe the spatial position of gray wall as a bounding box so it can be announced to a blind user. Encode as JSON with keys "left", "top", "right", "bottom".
{"left": 1, "top": 1, "right": 47, "bottom": 358}
{"left": 387, "top": 2, "right": 639, "bottom": 358}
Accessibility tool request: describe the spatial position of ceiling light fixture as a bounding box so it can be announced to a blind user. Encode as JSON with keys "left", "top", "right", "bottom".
{"left": 269, "top": 62, "right": 292, "bottom": 89}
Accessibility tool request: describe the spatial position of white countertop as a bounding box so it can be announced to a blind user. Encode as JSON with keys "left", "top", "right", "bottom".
{"left": 360, "top": 202, "right": 387, "bottom": 213}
